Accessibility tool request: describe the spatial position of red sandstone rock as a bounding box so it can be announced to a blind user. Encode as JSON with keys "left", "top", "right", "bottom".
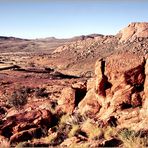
{"left": 78, "top": 89, "right": 101, "bottom": 116}
{"left": 57, "top": 87, "right": 75, "bottom": 114}
{"left": 0, "top": 109, "right": 53, "bottom": 143}
{"left": 87, "top": 78, "right": 95, "bottom": 91}
{"left": 99, "top": 54, "right": 145, "bottom": 121}
{"left": 78, "top": 53, "right": 147, "bottom": 131}
{"left": 10, "top": 128, "right": 42, "bottom": 144}
{"left": 72, "top": 81, "right": 86, "bottom": 91}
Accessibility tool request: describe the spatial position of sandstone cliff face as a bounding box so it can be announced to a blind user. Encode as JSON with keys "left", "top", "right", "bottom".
{"left": 118, "top": 22, "right": 148, "bottom": 42}
{"left": 78, "top": 53, "right": 148, "bottom": 131}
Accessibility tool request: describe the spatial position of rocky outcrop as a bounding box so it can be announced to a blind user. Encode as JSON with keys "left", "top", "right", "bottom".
{"left": 57, "top": 81, "right": 87, "bottom": 114}
{"left": 78, "top": 53, "right": 148, "bottom": 130}
{"left": 118, "top": 22, "right": 148, "bottom": 42}
{"left": 78, "top": 89, "right": 101, "bottom": 116}
{"left": 0, "top": 109, "right": 53, "bottom": 144}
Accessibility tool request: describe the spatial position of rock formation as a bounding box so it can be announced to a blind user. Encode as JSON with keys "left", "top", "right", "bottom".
{"left": 118, "top": 22, "right": 148, "bottom": 42}
{"left": 0, "top": 109, "right": 54, "bottom": 144}
{"left": 78, "top": 52, "right": 148, "bottom": 132}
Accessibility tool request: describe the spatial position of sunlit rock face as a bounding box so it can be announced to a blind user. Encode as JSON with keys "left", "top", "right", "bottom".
{"left": 78, "top": 52, "right": 148, "bottom": 131}
{"left": 118, "top": 22, "right": 148, "bottom": 42}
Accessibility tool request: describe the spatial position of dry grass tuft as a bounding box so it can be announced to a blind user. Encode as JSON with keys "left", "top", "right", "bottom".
{"left": 118, "top": 128, "right": 148, "bottom": 148}
{"left": 81, "top": 119, "right": 103, "bottom": 140}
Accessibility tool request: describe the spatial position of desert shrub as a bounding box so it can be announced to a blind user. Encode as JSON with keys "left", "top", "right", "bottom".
{"left": 58, "top": 113, "right": 85, "bottom": 141}
{"left": 35, "top": 88, "right": 49, "bottom": 98}
{"left": 59, "top": 112, "right": 86, "bottom": 125}
{"left": 81, "top": 119, "right": 103, "bottom": 140}
{"left": 69, "top": 112, "right": 87, "bottom": 125}
{"left": 60, "top": 114, "right": 71, "bottom": 125}
{"left": 118, "top": 128, "right": 148, "bottom": 148}
{"left": 7, "top": 87, "right": 30, "bottom": 108}
{"left": 103, "top": 126, "right": 117, "bottom": 140}
{"left": 68, "top": 124, "right": 80, "bottom": 138}
{"left": 118, "top": 128, "right": 135, "bottom": 140}
{"left": 49, "top": 132, "right": 67, "bottom": 146}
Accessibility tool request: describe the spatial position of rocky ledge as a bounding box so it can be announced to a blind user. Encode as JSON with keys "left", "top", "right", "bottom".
{"left": 118, "top": 22, "right": 148, "bottom": 42}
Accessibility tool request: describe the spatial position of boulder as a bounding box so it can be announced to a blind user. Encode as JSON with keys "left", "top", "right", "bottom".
{"left": 10, "top": 128, "right": 42, "bottom": 144}
{"left": 57, "top": 87, "right": 75, "bottom": 114}
{"left": 78, "top": 89, "right": 101, "bottom": 116}
{"left": 72, "top": 81, "right": 87, "bottom": 106}
{"left": 78, "top": 59, "right": 104, "bottom": 116}
{"left": 118, "top": 22, "right": 148, "bottom": 42}
{"left": 72, "top": 81, "right": 86, "bottom": 91}
{"left": 0, "top": 109, "right": 53, "bottom": 143}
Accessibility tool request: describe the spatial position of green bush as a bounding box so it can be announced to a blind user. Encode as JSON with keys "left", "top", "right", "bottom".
{"left": 7, "top": 87, "right": 30, "bottom": 108}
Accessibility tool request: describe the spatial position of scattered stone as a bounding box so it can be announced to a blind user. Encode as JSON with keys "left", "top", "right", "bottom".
{"left": 0, "top": 109, "right": 53, "bottom": 144}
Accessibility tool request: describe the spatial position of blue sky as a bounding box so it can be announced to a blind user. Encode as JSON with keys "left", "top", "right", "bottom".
{"left": 0, "top": 0, "right": 148, "bottom": 39}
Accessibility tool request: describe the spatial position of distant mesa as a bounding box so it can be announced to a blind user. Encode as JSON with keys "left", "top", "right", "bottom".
{"left": 71, "top": 34, "right": 104, "bottom": 41}
{"left": 117, "top": 22, "right": 148, "bottom": 42}
{"left": 0, "top": 36, "right": 18, "bottom": 40}
{"left": 0, "top": 36, "right": 29, "bottom": 41}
